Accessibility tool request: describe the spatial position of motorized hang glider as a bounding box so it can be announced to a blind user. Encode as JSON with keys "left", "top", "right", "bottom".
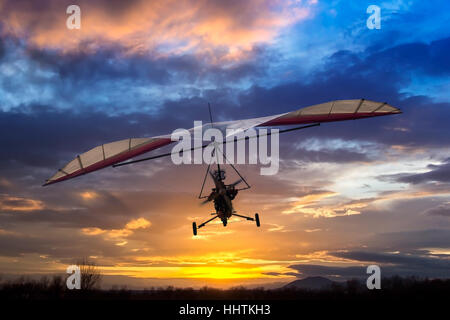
{"left": 43, "top": 99, "right": 401, "bottom": 186}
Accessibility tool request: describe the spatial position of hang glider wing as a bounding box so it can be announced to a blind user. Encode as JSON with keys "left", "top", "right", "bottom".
{"left": 201, "top": 99, "right": 400, "bottom": 133}
{"left": 43, "top": 136, "right": 173, "bottom": 186}
{"left": 44, "top": 99, "right": 400, "bottom": 186}
{"left": 257, "top": 99, "right": 401, "bottom": 127}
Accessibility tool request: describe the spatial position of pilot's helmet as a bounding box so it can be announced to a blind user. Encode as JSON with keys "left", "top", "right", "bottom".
{"left": 214, "top": 170, "right": 226, "bottom": 180}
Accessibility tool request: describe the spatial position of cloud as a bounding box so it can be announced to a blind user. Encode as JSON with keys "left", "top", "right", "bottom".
{"left": 0, "top": 0, "right": 314, "bottom": 62}
{"left": 396, "top": 159, "right": 450, "bottom": 185}
{"left": 0, "top": 195, "right": 44, "bottom": 211}
{"left": 0, "top": 189, "right": 138, "bottom": 231}
{"left": 288, "top": 264, "right": 365, "bottom": 279}
{"left": 282, "top": 192, "right": 373, "bottom": 218}
{"left": 81, "top": 227, "right": 105, "bottom": 236}
{"left": 125, "top": 217, "right": 151, "bottom": 230}
{"left": 0, "top": 33, "right": 266, "bottom": 114}
{"left": 0, "top": 105, "right": 186, "bottom": 169}
{"left": 372, "top": 229, "right": 450, "bottom": 251}
{"left": 425, "top": 204, "right": 450, "bottom": 217}
{"left": 289, "top": 250, "right": 450, "bottom": 279}
{"left": 304, "top": 228, "right": 321, "bottom": 233}
{"left": 0, "top": 36, "right": 5, "bottom": 60}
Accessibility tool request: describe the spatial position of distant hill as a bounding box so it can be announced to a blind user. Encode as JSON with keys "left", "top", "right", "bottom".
{"left": 283, "top": 276, "right": 335, "bottom": 290}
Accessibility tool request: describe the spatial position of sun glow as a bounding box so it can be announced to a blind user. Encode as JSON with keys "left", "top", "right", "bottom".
{"left": 101, "top": 264, "right": 287, "bottom": 280}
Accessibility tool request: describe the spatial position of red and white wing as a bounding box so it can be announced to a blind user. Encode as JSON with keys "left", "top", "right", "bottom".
{"left": 258, "top": 99, "right": 400, "bottom": 127}
{"left": 44, "top": 136, "right": 173, "bottom": 186}
{"left": 44, "top": 99, "right": 400, "bottom": 186}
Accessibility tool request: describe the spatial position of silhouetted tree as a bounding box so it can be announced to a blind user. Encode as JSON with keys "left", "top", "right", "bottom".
{"left": 77, "top": 258, "right": 102, "bottom": 290}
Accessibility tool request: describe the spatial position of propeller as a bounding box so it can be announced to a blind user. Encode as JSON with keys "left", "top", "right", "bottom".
{"left": 200, "top": 198, "right": 211, "bottom": 205}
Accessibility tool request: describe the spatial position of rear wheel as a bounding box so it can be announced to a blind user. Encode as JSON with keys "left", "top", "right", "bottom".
{"left": 255, "top": 213, "right": 260, "bottom": 227}
{"left": 192, "top": 222, "right": 197, "bottom": 236}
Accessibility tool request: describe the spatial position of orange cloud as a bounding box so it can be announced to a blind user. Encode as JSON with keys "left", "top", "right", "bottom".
{"left": 81, "top": 227, "right": 106, "bottom": 236}
{"left": 0, "top": 228, "right": 19, "bottom": 236}
{"left": 282, "top": 191, "right": 336, "bottom": 214}
{"left": 0, "top": 195, "right": 44, "bottom": 212}
{"left": 282, "top": 191, "right": 375, "bottom": 218}
{"left": 81, "top": 217, "right": 151, "bottom": 246}
{"left": 294, "top": 250, "right": 359, "bottom": 264}
{"left": 0, "top": 0, "right": 315, "bottom": 62}
{"left": 80, "top": 191, "right": 99, "bottom": 200}
{"left": 126, "top": 217, "right": 152, "bottom": 230}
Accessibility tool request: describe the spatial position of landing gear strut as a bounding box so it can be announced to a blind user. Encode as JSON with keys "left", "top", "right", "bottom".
{"left": 192, "top": 215, "right": 219, "bottom": 236}
{"left": 231, "top": 212, "right": 261, "bottom": 227}
{"left": 193, "top": 213, "right": 261, "bottom": 235}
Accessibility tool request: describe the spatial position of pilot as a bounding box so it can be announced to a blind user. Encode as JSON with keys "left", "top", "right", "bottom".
{"left": 213, "top": 170, "right": 226, "bottom": 181}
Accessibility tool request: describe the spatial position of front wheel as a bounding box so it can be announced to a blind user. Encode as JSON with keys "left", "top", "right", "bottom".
{"left": 192, "top": 222, "right": 197, "bottom": 236}
{"left": 255, "top": 213, "right": 260, "bottom": 227}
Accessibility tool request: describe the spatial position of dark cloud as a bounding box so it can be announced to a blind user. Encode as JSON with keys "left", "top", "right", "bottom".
{"left": 0, "top": 227, "right": 126, "bottom": 258}
{"left": 0, "top": 37, "right": 5, "bottom": 60}
{"left": 396, "top": 159, "right": 450, "bottom": 185}
{"left": 27, "top": 45, "right": 171, "bottom": 84}
{"left": 372, "top": 229, "right": 450, "bottom": 251}
{"left": 320, "top": 37, "right": 450, "bottom": 87}
{"left": 380, "top": 159, "right": 450, "bottom": 185}
{"left": 0, "top": 106, "right": 154, "bottom": 168}
{"left": 289, "top": 250, "right": 450, "bottom": 279}
{"left": 1, "top": 208, "right": 122, "bottom": 230}
{"left": 0, "top": 187, "right": 198, "bottom": 230}
{"left": 425, "top": 204, "right": 450, "bottom": 217}
{"left": 332, "top": 251, "right": 450, "bottom": 268}
{"left": 0, "top": 190, "right": 132, "bottom": 230}
{"left": 363, "top": 38, "right": 450, "bottom": 78}
{"left": 288, "top": 264, "right": 365, "bottom": 279}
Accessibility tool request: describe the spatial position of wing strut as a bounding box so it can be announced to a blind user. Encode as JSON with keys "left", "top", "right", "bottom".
{"left": 215, "top": 143, "right": 251, "bottom": 191}
{"left": 199, "top": 103, "right": 219, "bottom": 199}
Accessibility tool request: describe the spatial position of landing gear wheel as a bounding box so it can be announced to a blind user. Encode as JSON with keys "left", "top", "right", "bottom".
{"left": 223, "top": 220, "right": 227, "bottom": 227}
{"left": 192, "top": 222, "right": 197, "bottom": 236}
{"left": 255, "top": 213, "right": 260, "bottom": 227}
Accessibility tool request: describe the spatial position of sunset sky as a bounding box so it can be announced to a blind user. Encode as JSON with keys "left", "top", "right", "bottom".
{"left": 0, "top": 0, "right": 449, "bottom": 288}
